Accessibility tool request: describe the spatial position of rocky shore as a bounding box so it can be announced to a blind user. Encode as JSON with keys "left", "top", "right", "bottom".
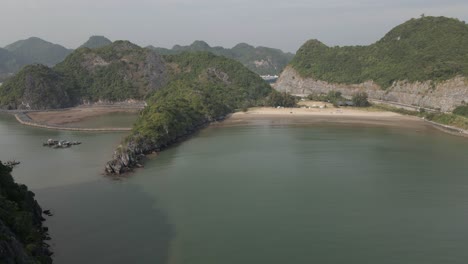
{"left": 105, "top": 118, "right": 220, "bottom": 175}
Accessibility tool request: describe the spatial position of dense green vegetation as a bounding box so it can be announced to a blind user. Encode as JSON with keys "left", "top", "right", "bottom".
{"left": 453, "top": 105, "right": 468, "bottom": 117}
{"left": 0, "top": 163, "right": 52, "bottom": 263}
{"left": 1, "top": 40, "right": 280, "bottom": 111}
{"left": 79, "top": 36, "right": 112, "bottom": 49}
{"left": 106, "top": 51, "right": 275, "bottom": 173}
{"left": 128, "top": 52, "right": 273, "bottom": 147}
{"left": 307, "top": 90, "right": 369, "bottom": 107}
{"left": 307, "top": 91, "right": 341, "bottom": 103}
{"left": 352, "top": 92, "right": 370, "bottom": 107}
{"left": 0, "top": 64, "right": 77, "bottom": 110}
{"left": 0, "top": 41, "right": 168, "bottom": 108}
{"left": 291, "top": 16, "right": 468, "bottom": 88}
{"left": 55, "top": 41, "right": 164, "bottom": 102}
{"left": 148, "top": 41, "right": 294, "bottom": 75}
{"left": 265, "top": 91, "right": 297, "bottom": 107}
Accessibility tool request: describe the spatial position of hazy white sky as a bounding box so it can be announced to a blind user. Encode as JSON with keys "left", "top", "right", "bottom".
{"left": 1, "top": 0, "right": 467, "bottom": 52}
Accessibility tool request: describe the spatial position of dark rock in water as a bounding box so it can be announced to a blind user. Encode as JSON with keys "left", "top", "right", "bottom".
{"left": 104, "top": 120, "right": 211, "bottom": 175}
{"left": 43, "top": 210, "right": 53, "bottom": 216}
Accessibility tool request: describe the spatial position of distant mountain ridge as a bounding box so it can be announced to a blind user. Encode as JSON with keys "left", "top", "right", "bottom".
{"left": 0, "top": 37, "right": 290, "bottom": 81}
{"left": 0, "top": 48, "right": 19, "bottom": 77}
{"left": 147, "top": 41, "right": 294, "bottom": 75}
{"left": 5, "top": 37, "right": 73, "bottom": 67}
{"left": 0, "top": 36, "right": 113, "bottom": 81}
{"left": 79, "top": 36, "right": 112, "bottom": 49}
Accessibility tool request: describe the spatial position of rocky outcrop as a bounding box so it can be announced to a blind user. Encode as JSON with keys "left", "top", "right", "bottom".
{"left": 105, "top": 120, "right": 209, "bottom": 175}
{"left": 275, "top": 66, "right": 468, "bottom": 112}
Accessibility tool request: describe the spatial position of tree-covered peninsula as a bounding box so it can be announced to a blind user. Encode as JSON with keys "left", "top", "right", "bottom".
{"left": 0, "top": 40, "right": 278, "bottom": 173}
{"left": 0, "top": 163, "right": 52, "bottom": 263}
{"left": 290, "top": 16, "right": 468, "bottom": 88}
{"left": 105, "top": 52, "right": 275, "bottom": 174}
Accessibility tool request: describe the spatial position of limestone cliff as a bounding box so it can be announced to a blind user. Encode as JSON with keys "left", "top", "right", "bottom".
{"left": 275, "top": 66, "right": 468, "bottom": 112}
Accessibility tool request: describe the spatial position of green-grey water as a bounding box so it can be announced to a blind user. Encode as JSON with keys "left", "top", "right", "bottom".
{"left": 1, "top": 113, "right": 468, "bottom": 264}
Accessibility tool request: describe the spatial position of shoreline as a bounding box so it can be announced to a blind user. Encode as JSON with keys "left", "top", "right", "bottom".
{"left": 104, "top": 105, "right": 467, "bottom": 175}
{"left": 6, "top": 104, "right": 468, "bottom": 138}
{"left": 219, "top": 107, "right": 468, "bottom": 138}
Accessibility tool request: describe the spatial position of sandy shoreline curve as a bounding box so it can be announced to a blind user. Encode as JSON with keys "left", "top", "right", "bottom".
{"left": 222, "top": 107, "right": 419, "bottom": 127}
{"left": 8, "top": 103, "right": 468, "bottom": 137}
{"left": 219, "top": 106, "right": 468, "bottom": 138}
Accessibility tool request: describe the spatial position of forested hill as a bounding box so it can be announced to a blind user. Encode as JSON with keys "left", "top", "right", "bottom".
{"left": 5, "top": 37, "right": 73, "bottom": 67}
{"left": 0, "top": 41, "right": 168, "bottom": 109}
{"left": 105, "top": 51, "right": 275, "bottom": 174}
{"left": 290, "top": 16, "right": 468, "bottom": 88}
{"left": 147, "top": 41, "right": 294, "bottom": 75}
{"left": 0, "top": 37, "right": 72, "bottom": 81}
{"left": 0, "top": 36, "right": 112, "bottom": 81}
{"left": 0, "top": 41, "right": 275, "bottom": 112}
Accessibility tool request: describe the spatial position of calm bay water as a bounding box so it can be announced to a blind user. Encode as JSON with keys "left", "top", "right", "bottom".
{"left": 1, "top": 113, "right": 468, "bottom": 264}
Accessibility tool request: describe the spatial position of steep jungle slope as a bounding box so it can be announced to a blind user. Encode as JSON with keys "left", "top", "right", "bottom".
{"left": 0, "top": 162, "right": 52, "bottom": 263}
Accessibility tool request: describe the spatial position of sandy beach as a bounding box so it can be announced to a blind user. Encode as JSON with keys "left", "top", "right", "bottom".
{"left": 14, "top": 102, "right": 468, "bottom": 137}
{"left": 219, "top": 104, "right": 433, "bottom": 131}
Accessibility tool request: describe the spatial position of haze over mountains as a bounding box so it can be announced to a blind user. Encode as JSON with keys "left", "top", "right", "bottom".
{"left": 148, "top": 41, "right": 294, "bottom": 75}
{"left": 79, "top": 36, "right": 113, "bottom": 49}
{"left": 0, "top": 36, "right": 293, "bottom": 82}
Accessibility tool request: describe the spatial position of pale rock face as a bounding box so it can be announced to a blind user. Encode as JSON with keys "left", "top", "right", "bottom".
{"left": 275, "top": 66, "right": 468, "bottom": 112}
